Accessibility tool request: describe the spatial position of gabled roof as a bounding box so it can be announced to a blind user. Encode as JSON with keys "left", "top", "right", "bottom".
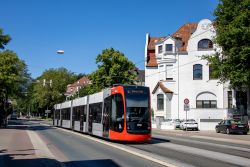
{"left": 146, "top": 23, "right": 198, "bottom": 67}
{"left": 147, "top": 37, "right": 166, "bottom": 50}
{"left": 66, "top": 76, "right": 90, "bottom": 96}
{"left": 155, "top": 36, "right": 175, "bottom": 45}
{"left": 171, "top": 23, "right": 197, "bottom": 52}
{"left": 69, "top": 76, "right": 90, "bottom": 87}
{"left": 152, "top": 82, "right": 173, "bottom": 94}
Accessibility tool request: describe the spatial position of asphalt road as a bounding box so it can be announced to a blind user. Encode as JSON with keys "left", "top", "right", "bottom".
{"left": 22, "top": 119, "right": 165, "bottom": 167}
{"left": 6, "top": 119, "right": 250, "bottom": 167}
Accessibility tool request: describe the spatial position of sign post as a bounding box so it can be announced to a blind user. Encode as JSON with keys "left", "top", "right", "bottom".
{"left": 184, "top": 98, "right": 190, "bottom": 131}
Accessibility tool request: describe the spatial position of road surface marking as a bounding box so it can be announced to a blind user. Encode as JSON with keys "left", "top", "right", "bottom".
{"left": 191, "top": 135, "right": 250, "bottom": 146}
{"left": 27, "top": 130, "right": 66, "bottom": 167}
{"left": 27, "top": 130, "right": 55, "bottom": 158}
{"left": 155, "top": 142, "right": 250, "bottom": 166}
{"left": 40, "top": 123, "right": 182, "bottom": 167}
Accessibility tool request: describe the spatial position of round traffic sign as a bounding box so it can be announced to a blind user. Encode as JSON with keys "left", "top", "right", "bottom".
{"left": 184, "top": 98, "right": 189, "bottom": 104}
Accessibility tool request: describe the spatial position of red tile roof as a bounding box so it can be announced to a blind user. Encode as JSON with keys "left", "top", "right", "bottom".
{"left": 172, "top": 23, "right": 197, "bottom": 52}
{"left": 146, "top": 23, "right": 198, "bottom": 67}
{"left": 66, "top": 76, "right": 90, "bottom": 95}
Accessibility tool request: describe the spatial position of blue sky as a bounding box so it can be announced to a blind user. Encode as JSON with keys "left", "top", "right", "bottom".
{"left": 1, "top": 0, "right": 218, "bottom": 78}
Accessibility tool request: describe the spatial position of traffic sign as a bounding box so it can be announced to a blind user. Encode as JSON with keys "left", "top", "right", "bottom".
{"left": 45, "top": 110, "right": 51, "bottom": 114}
{"left": 184, "top": 104, "right": 190, "bottom": 111}
{"left": 184, "top": 98, "right": 189, "bottom": 104}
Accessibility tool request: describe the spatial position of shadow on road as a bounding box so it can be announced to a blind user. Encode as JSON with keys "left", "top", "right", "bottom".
{"left": 6, "top": 119, "right": 56, "bottom": 131}
{"left": 0, "top": 149, "right": 120, "bottom": 167}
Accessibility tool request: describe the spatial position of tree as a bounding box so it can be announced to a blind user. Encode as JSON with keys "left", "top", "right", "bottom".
{"left": 0, "top": 28, "right": 11, "bottom": 49}
{"left": 30, "top": 68, "right": 78, "bottom": 115}
{"left": 207, "top": 0, "right": 250, "bottom": 89}
{"left": 89, "top": 48, "right": 137, "bottom": 93}
{"left": 0, "top": 50, "right": 30, "bottom": 122}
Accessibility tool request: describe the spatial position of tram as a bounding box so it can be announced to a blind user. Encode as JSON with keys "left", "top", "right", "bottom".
{"left": 53, "top": 85, "right": 151, "bottom": 142}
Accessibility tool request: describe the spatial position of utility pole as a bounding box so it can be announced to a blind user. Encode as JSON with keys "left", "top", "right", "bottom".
{"left": 43, "top": 79, "right": 52, "bottom": 118}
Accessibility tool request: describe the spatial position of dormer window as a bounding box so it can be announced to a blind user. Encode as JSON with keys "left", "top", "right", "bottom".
{"left": 158, "top": 45, "right": 163, "bottom": 54}
{"left": 198, "top": 39, "right": 213, "bottom": 50}
{"left": 165, "top": 44, "right": 173, "bottom": 52}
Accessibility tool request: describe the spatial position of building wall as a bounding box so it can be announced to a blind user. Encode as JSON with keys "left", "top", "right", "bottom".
{"left": 145, "top": 19, "right": 230, "bottom": 128}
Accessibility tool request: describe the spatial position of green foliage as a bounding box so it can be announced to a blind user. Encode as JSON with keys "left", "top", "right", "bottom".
{"left": 30, "top": 68, "right": 78, "bottom": 112}
{"left": 89, "top": 48, "right": 136, "bottom": 93}
{"left": 0, "top": 50, "right": 30, "bottom": 99}
{"left": 0, "top": 50, "right": 30, "bottom": 117}
{"left": 0, "top": 28, "right": 11, "bottom": 49}
{"left": 208, "top": 0, "right": 250, "bottom": 88}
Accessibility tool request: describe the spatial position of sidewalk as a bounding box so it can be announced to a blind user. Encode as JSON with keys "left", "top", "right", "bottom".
{"left": 152, "top": 128, "right": 250, "bottom": 146}
{"left": 0, "top": 123, "right": 62, "bottom": 167}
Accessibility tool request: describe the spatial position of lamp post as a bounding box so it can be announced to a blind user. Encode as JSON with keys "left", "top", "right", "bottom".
{"left": 43, "top": 79, "right": 52, "bottom": 118}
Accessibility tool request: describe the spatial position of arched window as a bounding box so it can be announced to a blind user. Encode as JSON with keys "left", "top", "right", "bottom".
{"left": 193, "top": 64, "right": 203, "bottom": 80}
{"left": 157, "top": 94, "right": 164, "bottom": 110}
{"left": 196, "top": 92, "right": 217, "bottom": 108}
{"left": 209, "top": 65, "right": 217, "bottom": 80}
{"left": 198, "top": 39, "right": 213, "bottom": 50}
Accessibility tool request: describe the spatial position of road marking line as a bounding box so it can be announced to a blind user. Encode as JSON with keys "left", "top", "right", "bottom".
{"left": 27, "top": 130, "right": 55, "bottom": 158}
{"left": 40, "top": 123, "right": 179, "bottom": 167}
{"left": 191, "top": 135, "right": 250, "bottom": 146}
{"left": 155, "top": 142, "right": 250, "bottom": 167}
{"left": 27, "top": 130, "right": 66, "bottom": 167}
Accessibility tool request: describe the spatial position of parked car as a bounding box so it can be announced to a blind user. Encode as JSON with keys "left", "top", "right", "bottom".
{"left": 215, "top": 119, "right": 249, "bottom": 135}
{"left": 162, "top": 119, "right": 181, "bottom": 129}
{"left": 173, "top": 119, "right": 181, "bottom": 128}
{"left": 10, "top": 113, "right": 17, "bottom": 120}
{"left": 180, "top": 119, "right": 198, "bottom": 131}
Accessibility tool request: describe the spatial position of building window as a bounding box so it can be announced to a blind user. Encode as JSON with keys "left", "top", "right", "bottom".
{"left": 198, "top": 39, "right": 213, "bottom": 50}
{"left": 166, "top": 65, "right": 173, "bottom": 80}
{"left": 193, "top": 64, "right": 203, "bottom": 80}
{"left": 196, "top": 100, "right": 217, "bottom": 108}
{"left": 228, "top": 91, "right": 233, "bottom": 109}
{"left": 209, "top": 65, "right": 217, "bottom": 80}
{"left": 157, "top": 94, "right": 164, "bottom": 110}
{"left": 165, "top": 44, "right": 173, "bottom": 52}
{"left": 158, "top": 45, "right": 163, "bottom": 54}
{"left": 158, "top": 65, "right": 164, "bottom": 80}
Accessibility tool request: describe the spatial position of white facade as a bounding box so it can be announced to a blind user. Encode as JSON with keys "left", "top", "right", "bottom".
{"left": 145, "top": 19, "right": 230, "bottom": 130}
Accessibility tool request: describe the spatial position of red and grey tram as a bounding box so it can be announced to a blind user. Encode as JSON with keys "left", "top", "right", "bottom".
{"left": 53, "top": 85, "right": 151, "bottom": 142}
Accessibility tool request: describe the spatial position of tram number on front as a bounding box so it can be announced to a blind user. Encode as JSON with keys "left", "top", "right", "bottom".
{"left": 127, "top": 90, "right": 144, "bottom": 94}
{"left": 137, "top": 123, "right": 142, "bottom": 127}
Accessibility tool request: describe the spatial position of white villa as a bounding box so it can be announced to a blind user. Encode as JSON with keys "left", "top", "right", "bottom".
{"left": 145, "top": 19, "right": 249, "bottom": 130}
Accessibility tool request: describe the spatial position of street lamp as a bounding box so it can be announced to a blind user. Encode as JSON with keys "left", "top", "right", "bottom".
{"left": 42, "top": 79, "right": 53, "bottom": 118}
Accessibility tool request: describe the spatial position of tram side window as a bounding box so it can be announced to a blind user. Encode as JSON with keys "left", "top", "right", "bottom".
{"left": 62, "top": 108, "right": 70, "bottom": 120}
{"left": 110, "top": 94, "right": 124, "bottom": 132}
{"left": 89, "top": 103, "right": 102, "bottom": 123}
{"left": 55, "top": 110, "right": 60, "bottom": 119}
{"left": 73, "top": 107, "right": 81, "bottom": 121}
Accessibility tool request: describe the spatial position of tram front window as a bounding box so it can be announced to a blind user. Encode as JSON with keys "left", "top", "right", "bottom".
{"left": 125, "top": 87, "right": 150, "bottom": 134}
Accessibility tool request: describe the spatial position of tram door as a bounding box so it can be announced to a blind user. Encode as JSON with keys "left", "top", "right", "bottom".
{"left": 88, "top": 105, "right": 93, "bottom": 133}
{"left": 72, "top": 107, "right": 75, "bottom": 130}
{"left": 60, "top": 109, "right": 63, "bottom": 126}
{"left": 103, "top": 97, "right": 111, "bottom": 138}
{"left": 80, "top": 106, "right": 85, "bottom": 132}
{"left": 57, "top": 110, "right": 59, "bottom": 126}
